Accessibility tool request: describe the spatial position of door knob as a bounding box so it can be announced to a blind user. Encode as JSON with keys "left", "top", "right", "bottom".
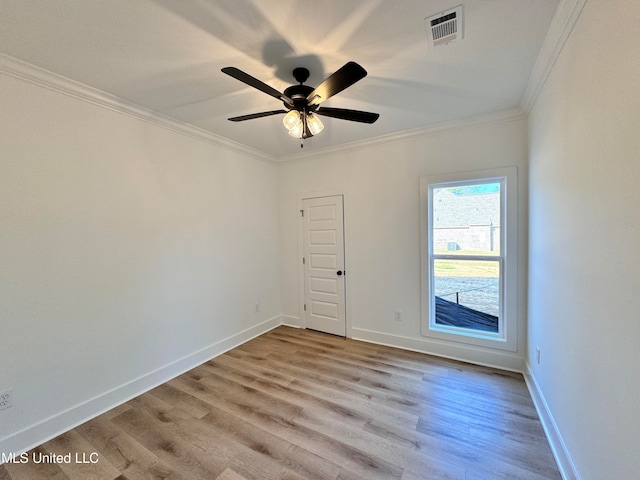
{"left": 337, "top": 270, "right": 343, "bottom": 276}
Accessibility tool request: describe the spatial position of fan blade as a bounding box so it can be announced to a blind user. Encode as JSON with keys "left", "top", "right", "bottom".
{"left": 306, "top": 62, "right": 368, "bottom": 105}
{"left": 228, "top": 110, "right": 287, "bottom": 122}
{"left": 222, "top": 67, "right": 293, "bottom": 106}
{"left": 315, "top": 107, "right": 380, "bottom": 124}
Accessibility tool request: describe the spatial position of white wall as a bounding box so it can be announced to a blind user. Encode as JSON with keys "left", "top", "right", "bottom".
{"left": 527, "top": 1, "right": 640, "bottom": 478}
{"left": 279, "top": 116, "right": 529, "bottom": 371}
{"left": 0, "top": 73, "right": 281, "bottom": 455}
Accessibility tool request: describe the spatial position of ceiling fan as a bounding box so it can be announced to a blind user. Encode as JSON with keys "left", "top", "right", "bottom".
{"left": 221, "top": 62, "right": 379, "bottom": 146}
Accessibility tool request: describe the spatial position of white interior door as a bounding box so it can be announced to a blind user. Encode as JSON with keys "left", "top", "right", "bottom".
{"left": 302, "top": 195, "right": 346, "bottom": 336}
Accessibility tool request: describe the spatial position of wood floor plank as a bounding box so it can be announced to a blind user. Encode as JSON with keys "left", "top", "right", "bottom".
{"left": 167, "top": 410, "right": 309, "bottom": 480}
{"left": 35, "top": 430, "right": 121, "bottom": 480}
{"left": 216, "top": 468, "right": 249, "bottom": 480}
{"left": 260, "top": 354, "right": 421, "bottom": 428}
{"left": 113, "top": 408, "right": 226, "bottom": 480}
{"left": 202, "top": 358, "right": 372, "bottom": 429}
{"left": 148, "top": 383, "right": 215, "bottom": 420}
{"left": 261, "top": 352, "right": 422, "bottom": 425}
{"left": 200, "top": 356, "right": 443, "bottom": 477}
{"left": 217, "top": 350, "right": 421, "bottom": 430}
{"left": 172, "top": 372, "right": 403, "bottom": 479}
{"left": 76, "top": 413, "right": 186, "bottom": 480}
{"left": 0, "top": 326, "right": 561, "bottom": 480}
{"left": 1, "top": 446, "right": 70, "bottom": 480}
{"left": 194, "top": 403, "right": 341, "bottom": 480}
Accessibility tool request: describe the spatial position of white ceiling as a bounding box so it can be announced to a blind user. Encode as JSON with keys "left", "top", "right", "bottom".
{"left": 0, "top": 0, "right": 560, "bottom": 159}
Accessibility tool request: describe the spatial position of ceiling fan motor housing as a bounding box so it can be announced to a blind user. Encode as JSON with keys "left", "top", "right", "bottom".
{"left": 283, "top": 83, "right": 317, "bottom": 113}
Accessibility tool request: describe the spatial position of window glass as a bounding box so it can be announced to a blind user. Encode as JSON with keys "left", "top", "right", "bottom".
{"left": 432, "top": 183, "right": 500, "bottom": 255}
{"left": 433, "top": 258, "right": 500, "bottom": 333}
{"left": 420, "top": 169, "right": 517, "bottom": 351}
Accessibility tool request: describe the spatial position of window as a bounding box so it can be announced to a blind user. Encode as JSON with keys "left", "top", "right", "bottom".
{"left": 420, "top": 168, "right": 517, "bottom": 351}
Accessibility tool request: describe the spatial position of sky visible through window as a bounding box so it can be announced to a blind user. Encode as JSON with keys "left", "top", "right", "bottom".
{"left": 447, "top": 183, "right": 500, "bottom": 196}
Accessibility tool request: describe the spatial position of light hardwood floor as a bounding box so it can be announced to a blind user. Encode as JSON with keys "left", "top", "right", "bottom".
{"left": 0, "top": 326, "right": 561, "bottom": 479}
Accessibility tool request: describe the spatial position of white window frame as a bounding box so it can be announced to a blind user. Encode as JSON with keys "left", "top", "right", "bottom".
{"left": 419, "top": 167, "right": 518, "bottom": 352}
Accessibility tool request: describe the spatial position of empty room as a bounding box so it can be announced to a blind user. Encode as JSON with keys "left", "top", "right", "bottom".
{"left": 1, "top": 1, "right": 638, "bottom": 479}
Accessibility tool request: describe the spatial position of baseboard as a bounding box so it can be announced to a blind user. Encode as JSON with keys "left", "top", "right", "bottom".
{"left": 0, "top": 315, "right": 282, "bottom": 461}
{"left": 350, "top": 327, "right": 525, "bottom": 373}
{"left": 524, "top": 364, "right": 580, "bottom": 480}
{"left": 281, "top": 315, "right": 302, "bottom": 329}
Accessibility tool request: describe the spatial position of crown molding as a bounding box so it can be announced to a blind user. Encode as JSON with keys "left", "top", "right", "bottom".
{"left": 276, "top": 107, "right": 527, "bottom": 164}
{"left": 0, "top": 53, "right": 276, "bottom": 163}
{"left": 520, "top": 0, "right": 588, "bottom": 113}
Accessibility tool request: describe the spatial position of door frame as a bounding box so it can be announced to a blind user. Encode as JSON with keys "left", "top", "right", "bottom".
{"left": 297, "top": 189, "right": 350, "bottom": 337}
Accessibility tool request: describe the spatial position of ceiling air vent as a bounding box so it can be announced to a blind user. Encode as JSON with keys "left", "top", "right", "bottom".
{"left": 425, "top": 4, "right": 464, "bottom": 48}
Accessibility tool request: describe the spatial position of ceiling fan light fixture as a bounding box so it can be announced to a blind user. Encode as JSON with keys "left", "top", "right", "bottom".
{"left": 288, "top": 120, "right": 304, "bottom": 138}
{"left": 282, "top": 110, "right": 301, "bottom": 130}
{"left": 307, "top": 113, "right": 324, "bottom": 135}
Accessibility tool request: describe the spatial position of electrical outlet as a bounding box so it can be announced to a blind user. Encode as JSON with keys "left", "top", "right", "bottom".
{"left": 0, "top": 389, "right": 13, "bottom": 411}
{"left": 394, "top": 310, "right": 402, "bottom": 322}
{"left": 255, "top": 303, "right": 260, "bottom": 313}
{"left": 536, "top": 347, "right": 541, "bottom": 365}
